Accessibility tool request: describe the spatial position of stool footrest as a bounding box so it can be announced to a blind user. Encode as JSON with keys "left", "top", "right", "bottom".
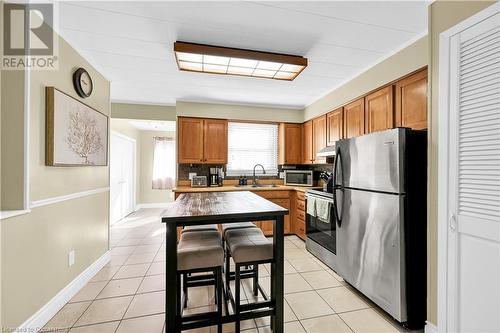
{"left": 240, "top": 300, "right": 273, "bottom": 312}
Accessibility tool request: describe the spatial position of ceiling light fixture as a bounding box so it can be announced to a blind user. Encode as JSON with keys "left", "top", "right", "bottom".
{"left": 174, "top": 41, "right": 307, "bottom": 81}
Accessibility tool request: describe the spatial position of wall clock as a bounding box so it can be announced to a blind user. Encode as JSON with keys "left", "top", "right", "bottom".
{"left": 73, "top": 67, "right": 93, "bottom": 98}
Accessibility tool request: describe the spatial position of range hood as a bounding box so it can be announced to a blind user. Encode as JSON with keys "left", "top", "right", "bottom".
{"left": 317, "top": 145, "right": 336, "bottom": 157}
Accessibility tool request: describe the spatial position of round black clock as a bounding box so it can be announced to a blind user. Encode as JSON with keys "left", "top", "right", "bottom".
{"left": 73, "top": 67, "right": 93, "bottom": 98}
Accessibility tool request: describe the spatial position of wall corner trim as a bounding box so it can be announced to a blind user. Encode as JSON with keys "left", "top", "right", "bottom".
{"left": 16, "top": 250, "right": 111, "bottom": 332}
{"left": 30, "top": 187, "right": 110, "bottom": 209}
{"left": 0, "top": 209, "right": 31, "bottom": 220}
{"left": 425, "top": 321, "right": 438, "bottom": 333}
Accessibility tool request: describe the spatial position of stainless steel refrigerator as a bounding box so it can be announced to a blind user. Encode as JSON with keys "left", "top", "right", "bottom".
{"left": 333, "top": 128, "right": 427, "bottom": 329}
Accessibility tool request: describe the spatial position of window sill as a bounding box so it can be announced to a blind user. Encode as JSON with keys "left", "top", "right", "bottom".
{"left": 0, "top": 209, "right": 30, "bottom": 220}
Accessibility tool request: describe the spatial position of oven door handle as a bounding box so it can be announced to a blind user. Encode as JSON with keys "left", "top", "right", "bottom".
{"left": 333, "top": 146, "right": 342, "bottom": 228}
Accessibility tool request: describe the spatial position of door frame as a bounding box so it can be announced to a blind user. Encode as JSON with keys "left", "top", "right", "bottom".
{"left": 110, "top": 131, "right": 137, "bottom": 224}
{"left": 437, "top": 3, "right": 499, "bottom": 332}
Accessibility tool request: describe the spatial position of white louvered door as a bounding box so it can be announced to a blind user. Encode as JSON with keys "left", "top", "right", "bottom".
{"left": 445, "top": 9, "right": 500, "bottom": 333}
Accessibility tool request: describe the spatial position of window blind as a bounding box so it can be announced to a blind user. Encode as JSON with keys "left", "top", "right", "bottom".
{"left": 226, "top": 122, "right": 279, "bottom": 176}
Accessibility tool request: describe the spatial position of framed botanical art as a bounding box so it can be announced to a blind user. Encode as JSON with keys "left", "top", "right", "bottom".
{"left": 46, "top": 87, "right": 108, "bottom": 166}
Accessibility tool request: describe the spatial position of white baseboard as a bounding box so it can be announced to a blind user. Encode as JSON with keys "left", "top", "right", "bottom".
{"left": 135, "top": 202, "right": 172, "bottom": 210}
{"left": 425, "top": 321, "right": 438, "bottom": 333}
{"left": 17, "top": 251, "right": 111, "bottom": 332}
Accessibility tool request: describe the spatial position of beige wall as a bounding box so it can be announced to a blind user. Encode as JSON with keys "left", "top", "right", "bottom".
{"left": 1, "top": 68, "right": 25, "bottom": 210}
{"left": 176, "top": 101, "right": 303, "bottom": 123}
{"left": 139, "top": 130, "right": 175, "bottom": 204}
{"left": 110, "top": 119, "right": 141, "bottom": 203}
{"left": 111, "top": 103, "right": 176, "bottom": 121}
{"left": 426, "top": 0, "right": 496, "bottom": 325}
{"left": 1, "top": 33, "right": 110, "bottom": 329}
{"left": 29, "top": 45, "right": 110, "bottom": 201}
{"left": 304, "top": 35, "right": 428, "bottom": 120}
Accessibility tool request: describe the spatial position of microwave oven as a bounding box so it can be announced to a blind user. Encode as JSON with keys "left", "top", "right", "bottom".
{"left": 284, "top": 170, "right": 313, "bottom": 186}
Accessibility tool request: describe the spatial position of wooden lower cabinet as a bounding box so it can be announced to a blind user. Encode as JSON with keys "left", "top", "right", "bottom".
{"left": 259, "top": 198, "right": 291, "bottom": 236}
{"left": 293, "top": 191, "right": 306, "bottom": 240}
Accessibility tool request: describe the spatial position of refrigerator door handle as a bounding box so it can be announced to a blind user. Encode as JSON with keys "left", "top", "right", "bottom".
{"left": 333, "top": 146, "right": 342, "bottom": 227}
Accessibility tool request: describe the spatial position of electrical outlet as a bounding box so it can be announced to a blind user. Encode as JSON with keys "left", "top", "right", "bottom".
{"left": 279, "top": 172, "right": 285, "bottom": 179}
{"left": 68, "top": 250, "right": 75, "bottom": 267}
{"left": 189, "top": 173, "right": 197, "bottom": 180}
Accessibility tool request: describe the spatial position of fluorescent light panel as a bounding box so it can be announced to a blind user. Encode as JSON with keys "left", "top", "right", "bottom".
{"left": 174, "top": 42, "right": 307, "bottom": 81}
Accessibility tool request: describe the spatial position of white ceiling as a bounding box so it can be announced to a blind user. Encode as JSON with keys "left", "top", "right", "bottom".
{"left": 57, "top": 1, "right": 429, "bottom": 109}
{"left": 129, "top": 120, "right": 176, "bottom": 132}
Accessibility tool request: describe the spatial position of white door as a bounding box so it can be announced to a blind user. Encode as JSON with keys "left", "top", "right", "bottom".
{"left": 110, "top": 132, "right": 136, "bottom": 224}
{"left": 439, "top": 4, "right": 500, "bottom": 333}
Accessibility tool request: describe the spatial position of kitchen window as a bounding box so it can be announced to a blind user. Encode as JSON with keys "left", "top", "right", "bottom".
{"left": 226, "top": 122, "right": 278, "bottom": 176}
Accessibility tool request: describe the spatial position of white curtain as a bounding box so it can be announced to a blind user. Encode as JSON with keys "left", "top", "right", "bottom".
{"left": 152, "top": 137, "right": 176, "bottom": 190}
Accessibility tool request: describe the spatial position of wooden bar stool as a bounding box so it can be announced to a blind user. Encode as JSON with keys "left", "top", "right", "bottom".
{"left": 224, "top": 227, "right": 274, "bottom": 332}
{"left": 177, "top": 230, "right": 224, "bottom": 333}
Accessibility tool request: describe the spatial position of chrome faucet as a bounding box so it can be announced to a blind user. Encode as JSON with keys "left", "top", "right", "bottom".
{"left": 252, "top": 164, "right": 266, "bottom": 186}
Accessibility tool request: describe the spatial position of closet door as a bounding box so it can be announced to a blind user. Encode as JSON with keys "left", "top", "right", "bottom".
{"left": 442, "top": 7, "right": 500, "bottom": 333}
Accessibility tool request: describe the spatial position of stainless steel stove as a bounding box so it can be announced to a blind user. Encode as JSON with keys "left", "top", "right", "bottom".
{"left": 304, "top": 189, "right": 339, "bottom": 273}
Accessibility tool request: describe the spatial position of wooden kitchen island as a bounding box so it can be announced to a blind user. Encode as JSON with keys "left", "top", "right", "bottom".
{"left": 162, "top": 191, "right": 289, "bottom": 332}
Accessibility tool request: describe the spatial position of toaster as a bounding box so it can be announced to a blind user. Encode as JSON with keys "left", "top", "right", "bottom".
{"left": 191, "top": 176, "right": 208, "bottom": 187}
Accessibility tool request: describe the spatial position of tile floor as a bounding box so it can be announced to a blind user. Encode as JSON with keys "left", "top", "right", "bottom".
{"left": 43, "top": 209, "right": 419, "bottom": 333}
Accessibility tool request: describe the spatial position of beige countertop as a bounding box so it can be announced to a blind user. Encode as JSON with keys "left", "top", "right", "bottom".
{"left": 173, "top": 185, "right": 321, "bottom": 193}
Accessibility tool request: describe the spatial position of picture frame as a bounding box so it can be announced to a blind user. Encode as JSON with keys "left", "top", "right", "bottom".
{"left": 45, "top": 87, "right": 108, "bottom": 166}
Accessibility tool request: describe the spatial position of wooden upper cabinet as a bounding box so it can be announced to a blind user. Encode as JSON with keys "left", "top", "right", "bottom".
{"left": 178, "top": 117, "right": 227, "bottom": 164}
{"left": 203, "top": 119, "right": 228, "bottom": 164}
{"left": 365, "top": 85, "right": 394, "bottom": 134}
{"left": 302, "top": 120, "right": 313, "bottom": 164}
{"left": 178, "top": 117, "right": 204, "bottom": 163}
{"left": 279, "top": 123, "right": 302, "bottom": 165}
{"left": 344, "top": 98, "right": 365, "bottom": 139}
{"left": 395, "top": 68, "right": 428, "bottom": 130}
{"left": 312, "top": 115, "right": 327, "bottom": 163}
{"left": 327, "top": 107, "right": 343, "bottom": 146}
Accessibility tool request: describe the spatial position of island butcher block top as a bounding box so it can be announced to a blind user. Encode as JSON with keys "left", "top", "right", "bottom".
{"left": 162, "top": 191, "right": 289, "bottom": 226}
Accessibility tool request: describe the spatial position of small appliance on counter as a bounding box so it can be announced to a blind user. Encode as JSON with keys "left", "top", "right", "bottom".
{"left": 319, "top": 171, "right": 333, "bottom": 193}
{"left": 191, "top": 175, "right": 207, "bottom": 187}
{"left": 209, "top": 167, "right": 224, "bottom": 187}
{"left": 284, "top": 170, "right": 313, "bottom": 186}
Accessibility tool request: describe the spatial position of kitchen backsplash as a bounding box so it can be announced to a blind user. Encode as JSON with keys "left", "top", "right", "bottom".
{"left": 177, "top": 163, "right": 333, "bottom": 181}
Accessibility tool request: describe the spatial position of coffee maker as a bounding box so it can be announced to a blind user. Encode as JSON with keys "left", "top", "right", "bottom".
{"left": 209, "top": 167, "right": 224, "bottom": 187}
